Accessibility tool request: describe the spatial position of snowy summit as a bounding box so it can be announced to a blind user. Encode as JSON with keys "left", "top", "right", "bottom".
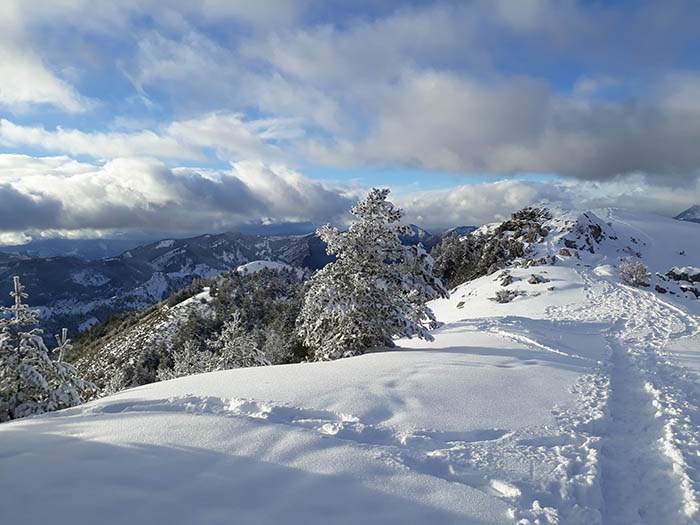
{"left": 675, "top": 205, "right": 700, "bottom": 224}
{"left": 2, "top": 207, "right": 700, "bottom": 524}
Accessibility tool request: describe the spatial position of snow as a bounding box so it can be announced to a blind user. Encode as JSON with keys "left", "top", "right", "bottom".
{"left": 70, "top": 269, "right": 111, "bottom": 287}
{"left": 166, "top": 263, "right": 220, "bottom": 279}
{"left": 669, "top": 266, "right": 700, "bottom": 280}
{"left": 138, "top": 272, "right": 169, "bottom": 301}
{"left": 215, "top": 249, "right": 241, "bottom": 264}
{"left": 156, "top": 239, "right": 175, "bottom": 249}
{"left": 237, "top": 260, "right": 304, "bottom": 279}
{"left": 178, "top": 286, "right": 214, "bottom": 308}
{"left": 78, "top": 316, "right": 99, "bottom": 331}
{"left": 151, "top": 248, "right": 185, "bottom": 269}
{"left": 1, "top": 208, "right": 700, "bottom": 524}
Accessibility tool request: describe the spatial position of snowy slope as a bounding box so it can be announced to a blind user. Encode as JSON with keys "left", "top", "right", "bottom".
{"left": 1, "top": 208, "right": 700, "bottom": 524}
{"left": 675, "top": 204, "right": 700, "bottom": 224}
{"left": 236, "top": 260, "right": 306, "bottom": 279}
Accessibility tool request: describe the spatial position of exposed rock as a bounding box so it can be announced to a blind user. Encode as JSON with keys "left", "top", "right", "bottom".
{"left": 528, "top": 274, "right": 551, "bottom": 285}
{"left": 499, "top": 273, "right": 514, "bottom": 287}
{"left": 666, "top": 266, "right": 700, "bottom": 283}
{"left": 655, "top": 284, "right": 667, "bottom": 294}
{"left": 680, "top": 285, "right": 700, "bottom": 298}
{"left": 588, "top": 223, "right": 603, "bottom": 243}
{"left": 559, "top": 248, "right": 571, "bottom": 257}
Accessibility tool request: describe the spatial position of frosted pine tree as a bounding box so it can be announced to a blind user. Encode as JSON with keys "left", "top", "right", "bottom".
{"left": 156, "top": 340, "right": 216, "bottom": 381}
{"left": 0, "top": 276, "right": 95, "bottom": 422}
{"left": 298, "top": 188, "right": 448, "bottom": 361}
{"left": 209, "top": 312, "right": 269, "bottom": 369}
{"left": 262, "top": 329, "right": 294, "bottom": 365}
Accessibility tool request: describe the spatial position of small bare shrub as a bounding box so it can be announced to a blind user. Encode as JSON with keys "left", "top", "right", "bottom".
{"left": 620, "top": 257, "right": 650, "bottom": 287}
{"left": 489, "top": 289, "right": 520, "bottom": 303}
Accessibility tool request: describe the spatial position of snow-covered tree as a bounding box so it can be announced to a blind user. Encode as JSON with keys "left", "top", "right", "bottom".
{"left": 156, "top": 340, "right": 216, "bottom": 381}
{"left": 298, "top": 188, "right": 448, "bottom": 361}
{"left": 262, "top": 329, "right": 294, "bottom": 365}
{"left": 0, "top": 276, "right": 95, "bottom": 422}
{"left": 620, "top": 257, "right": 650, "bottom": 287}
{"left": 209, "top": 312, "right": 269, "bottom": 369}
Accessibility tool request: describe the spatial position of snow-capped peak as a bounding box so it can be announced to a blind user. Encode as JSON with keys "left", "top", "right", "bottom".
{"left": 675, "top": 204, "right": 700, "bottom": 223}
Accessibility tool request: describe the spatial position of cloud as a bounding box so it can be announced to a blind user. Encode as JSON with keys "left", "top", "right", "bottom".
{"left": 122, "top": 0, "right": 699, "bottom": 181}
{"left": 0, "top": 43, "right": 92, "bottom": 113}
{"left": 0, "top": 119, "right": 198, "bottom": 161}
{"left": 0, "top": 154, "right": 95, "bottom": 179}
{"left": 0, "top": 155, "right": 357, "bottom": 238}
{"left": 0, "top": 113, "right": 303, "bottom": 162}
{"left": 0, "top": 183, "right": 63, "bottom": 229}
{"left": 304, "top": 69, "right": 700, "bottom": 180}
{"left": 2, "top": 0, "right": 700, "bottom": 186}
{"left": 2, "top": 154, "right": 699, "bottom": 241}
{"left": 165, "top": 113, "right": 303, "bottom": 161}
{"left": 395, "top": 175, "right": 700, "bottom": 231}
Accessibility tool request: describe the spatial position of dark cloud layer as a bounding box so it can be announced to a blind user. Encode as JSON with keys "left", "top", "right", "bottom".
{"left": 1, "top": 157, "right": 358, "bottom": 238}
{"left": 0, "top": 184, "right": 62, "bottom": 229}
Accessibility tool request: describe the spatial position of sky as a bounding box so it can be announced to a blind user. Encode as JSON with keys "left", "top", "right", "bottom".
{"left": 1, "top": 0, "right": 700, "bottom": 244}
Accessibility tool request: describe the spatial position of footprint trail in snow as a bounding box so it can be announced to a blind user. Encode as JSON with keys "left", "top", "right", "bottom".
{"left": 545, "top": 270, "right": 700, "bottom": 524}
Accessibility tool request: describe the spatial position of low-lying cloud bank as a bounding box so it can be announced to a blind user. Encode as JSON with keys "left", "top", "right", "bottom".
{"left": 1, "top": 154, "right": 698, "bottom": 243}
{"left": 395, "top": 176, "right": 700, "bottom": 231}
{"left": 0, "top": 155, "right": 358, "bottom": 243}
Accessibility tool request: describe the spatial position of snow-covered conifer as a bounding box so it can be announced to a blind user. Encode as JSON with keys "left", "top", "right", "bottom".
{"left": 157, "top": 340, "right": 216, "bottom": 381}
{"left": 262, "top": 329, "right": 294, "bottom": 365}
{"left": 298, "top": 188, "right": 448, "bottom": 361}
{"left": 0, "top": 276, "right": 95, "bottom": 422}
{"left": 209, "top": 312, "right": 269, "bottom": 369}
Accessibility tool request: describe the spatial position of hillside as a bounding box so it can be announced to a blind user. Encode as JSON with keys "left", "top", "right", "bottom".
{"left": 0, "top": 224, "right": 454, "bottom": 338}
{"left": 0, "top": 231, "right": 333, "bottom": 336}
{"left": 1, "top": 208, "right": 699, "bottom": 524}
{"left": 675, "top": 205, "right": 700, "bottom": 224}
{"left": 70, "top": 263, "right": 308, "bottom": 395}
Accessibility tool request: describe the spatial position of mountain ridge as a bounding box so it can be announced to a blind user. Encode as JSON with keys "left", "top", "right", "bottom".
{"left": 675, "top": 204, "right": 700, "bottom": 223}
{"left": 0, "top": 223, "right": 466, "bottom": 336}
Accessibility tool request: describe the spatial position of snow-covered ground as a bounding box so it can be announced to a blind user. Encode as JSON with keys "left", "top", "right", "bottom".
{"left": 236, "top": 259, "right": 306, "bottom": 279}
{"left": 1, "top": 208, "right": 700, "bottom": 524}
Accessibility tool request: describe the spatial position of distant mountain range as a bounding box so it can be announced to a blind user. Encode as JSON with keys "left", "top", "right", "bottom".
{"left": 0, "top": 231, "right": 333, "bottom": 336}
{"left": 0, "top": 224, "right": 472, "bottom": 336}
{"left": 0, "top": 237, "right": 160, "bottom": 260}
{"left": 400, "top": 225, "right": 477, "bottom": 251}
{"left": 675, "top": 204, "right": 700, "bottom": 224}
